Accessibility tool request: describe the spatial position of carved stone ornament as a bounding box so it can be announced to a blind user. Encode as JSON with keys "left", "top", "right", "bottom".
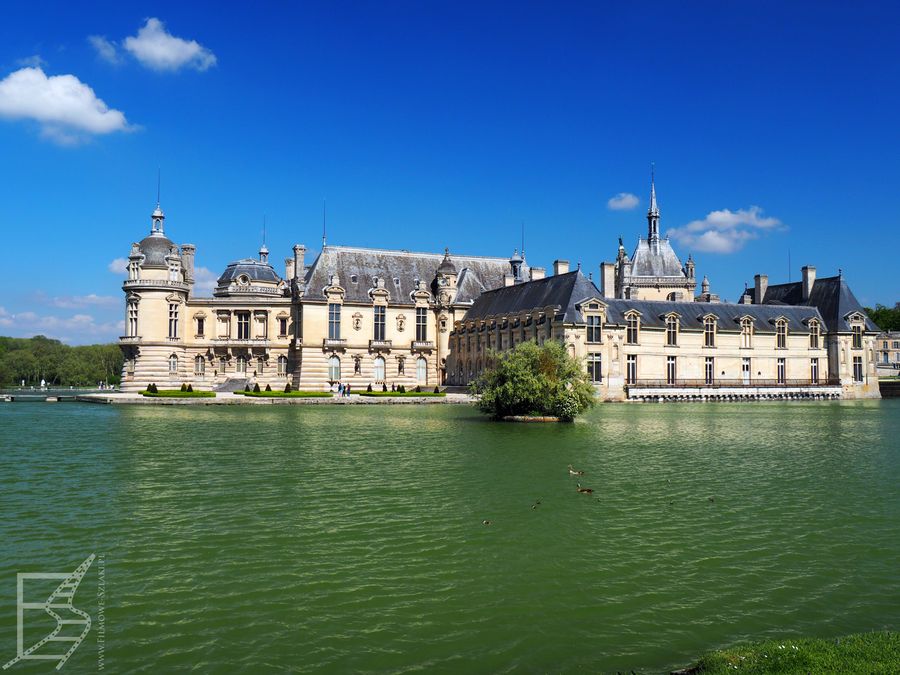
{"left": 396, "top": 314, "right": 406, "bottom": 332}
{"left": 352, "top": 312, "right": 363, "bottom": 331}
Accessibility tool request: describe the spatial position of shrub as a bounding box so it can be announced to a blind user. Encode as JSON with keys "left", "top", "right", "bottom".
{"left": 284, "top": 382, "right": 292, "bottom": 393}
{"left": 472, "top": 340, "right": 595, "bottom": 421}
{"left": 382, "top": 383, "right": 387, "bottom": 392}
{"left": 187, "top": 384, "right": 193, "bottom": 392}
{"left": 398, "top": 384, "right": 405, "bottom": 393}
{"left": 434, "top": 386, "right": 440, "bottom": 393}
{"left": 148, "top": 383, "right": 158, "bottom": 393}
{"left": 265, "top": 383, "right": 272, "bottom": 391}
{"left": 180, "top": 383, "right": 187, "bottom": 392}
{"left": 415, "top": 385, "right": 421, "bottom": 393}
{"left": 253, "top": 383, "right": 261, "bottom": 393}
{"left": 367, "top": 383, "right": 373, "bottom": 392}
{"left": 244, "top": 384, "right": 250, "bottom": 392}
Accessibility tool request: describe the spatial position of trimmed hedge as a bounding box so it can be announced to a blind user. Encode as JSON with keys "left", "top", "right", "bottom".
{"left": 236, "top": 390, "right": 333, "bottom": 398}
{"left": 140, "top": 389, "right": 215, "bottom": 398}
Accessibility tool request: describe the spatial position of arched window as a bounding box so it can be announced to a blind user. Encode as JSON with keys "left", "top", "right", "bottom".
{"left": 704, "top": 316, "right": 717, "bottom": 347}
{"left": 416, "top": 357, "right": 427, "bottom": 384}
{"left": 666, "top": 316, "right": 678, "bottom": 346}
{"left": 741, "top": 318, "right": 753, "bottom": 348}
{"left": 236, "top": 355, "right": 247, "bottom": 374}
{"left": 127, "top": 301, "right": 139, "bottom": 337}
{"left": 373, "top": 356, "right": 385, "bottom": 382}
{"left": 168, "top": 354, "right": 178, "bottom": 374}
{"left": 278, "top": 355, "right": 288, "bottom": 376}
{"left": 776, "top": 319, "right": 788, "bottom": 349}
{"left": 328, "top": 355, "right": 340, "bottom": 381}
{"left": 194, "top": 355, "right": 205, "bottom": 376}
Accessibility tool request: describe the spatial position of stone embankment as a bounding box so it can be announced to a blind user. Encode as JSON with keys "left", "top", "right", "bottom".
{"left": 77, "top": 392, "right": 474, "bottom": 406}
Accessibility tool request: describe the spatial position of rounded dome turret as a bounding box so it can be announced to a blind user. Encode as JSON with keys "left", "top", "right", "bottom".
{"left": 437, "top": 248, "right": 457, "bottom": 275}
{"left": 137, "top": 232, "right": 179, "bottom": 268}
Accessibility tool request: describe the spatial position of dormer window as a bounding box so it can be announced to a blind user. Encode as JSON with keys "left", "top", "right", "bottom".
{"left": 852, "top": 324, "right": 863, "bottom": 350}
{"left": 666, "top": 315, "right": 678, "bottom": 346}
{"left": 809, "top": 320, "right": 820, "bottom": 349}
{"left": 704, "top": 316, "right": 717, "bottom": 348}
{"left": 776, "top": 319, "right": 788, "bottom": 349}
{"left": 350, "top": 274, "right": 358, "bottom": 284}
{"left": 741, "top": 318, "right": 753, "bottom": 348}
{"left": 587, "top": 314, "right": 602, "bottom": 343}
{"left": 625, "top": 313, "right": 640, "bottom": 345}
{"left": 238, "top": 274, "right": 250, "bottom": 286}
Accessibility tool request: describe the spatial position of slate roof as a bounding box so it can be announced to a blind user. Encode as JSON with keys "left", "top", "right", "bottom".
{"left": 137, "top": 233, "right": 179, "bottom": 268}
{"left": 744, "top": 275, "right": 878, "bottom": 332}
{"left": 302, "top": 246, "right": 518, "bottom": 305}
{"left": 463, "top": 271, "right": 600, "bottom": 323}
{"left": 217, "top": 259, "right": 282, "bottom": 285}
{"left": 629, "top": 237, "right": 687, "bottom": 277}
{"left": 461, "top": 271, "right": 824, "bottom": 333}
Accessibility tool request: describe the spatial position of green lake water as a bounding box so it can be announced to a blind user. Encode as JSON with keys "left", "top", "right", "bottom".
{"left": 1, "top": 400, "right": 898, "bottom": 673}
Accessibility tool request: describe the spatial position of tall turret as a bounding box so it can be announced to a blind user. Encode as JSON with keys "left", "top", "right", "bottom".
{"left": 647, "top": 165, "right": 660, "bottom": 250}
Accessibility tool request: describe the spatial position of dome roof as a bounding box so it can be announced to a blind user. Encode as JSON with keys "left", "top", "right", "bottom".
{"left": 138, "top": 232, "right": 179, "bottom": 268}
{"left": 437, "top": 249, "right": 457, "bottom": 274}
{"left": 217, "top": 259, "right": 281, "bottom": 286}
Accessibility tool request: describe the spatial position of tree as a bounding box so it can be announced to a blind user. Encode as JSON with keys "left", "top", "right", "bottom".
{"left": 864, "top": 303, "right": 900, "bottom": 331}
{"left": 472, "top": 340, "right": 596, "bottom": 421}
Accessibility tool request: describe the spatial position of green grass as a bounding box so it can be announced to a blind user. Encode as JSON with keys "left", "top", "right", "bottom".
{"left": 236, "top": 390, "right": 332, "bottom": 398}
{"left": 358, "top": 390, "right": 446, "bottom": 397}
{"left": 140, "top": 389, "right": 216, "bottom": 398}
{"left": 684, "top": 631, "right": 899, "bottom": 674}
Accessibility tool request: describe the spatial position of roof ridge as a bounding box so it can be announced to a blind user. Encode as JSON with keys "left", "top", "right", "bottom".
{"left": 476, "top": 270, "right": 580, "bottom": 296}
{"left": 321, "top": 245, "right": 510, "bottom": 262}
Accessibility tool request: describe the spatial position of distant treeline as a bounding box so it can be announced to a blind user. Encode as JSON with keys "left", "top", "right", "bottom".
{"left": 864, "top": 303, "right": 900, "bottom": 332}
{"left": 0, "top": 336, "right": 123, "bottom": 387}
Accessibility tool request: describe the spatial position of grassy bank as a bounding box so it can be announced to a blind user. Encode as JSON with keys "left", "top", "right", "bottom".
{"left": 681, "top": 631, "right": 899, "bottom": 674}
{"left": 140, "top": 389, "right": 216, "bottom": 398}
{"left": 358, "top": 391, "right": 446, "bottom": 397}
{"left": 236, "top": 390, "right": 332, "bottom": 398}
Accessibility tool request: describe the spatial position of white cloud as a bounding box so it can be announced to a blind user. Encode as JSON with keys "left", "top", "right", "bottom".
{"left": 108, "top": 257, "right": 128, "bottom": 275}
{"left": 88, "top": 35, "right": 121, "bottom": 64}
{"left": 0, "top": 310, "right": 123, "bottom": 344}
{"left": 46, "top": 294, "right": 120, "bottom": 309}
{"left": 0, "top": 67, "right": 132, "bottom": 144}
{"left": 123, "top": 18, "right": 216, "bottom": 72}
{"left": 607, "top": 192, "right": 639, "bottom": 211}
{"left": 668, "top": 206, "right": 784, "bottom": 254}
{"left": 16, "top": 55, "right": 47, "bottom": 69}
{"left": 193, "top": 266, "right": 218, "bottom": 295}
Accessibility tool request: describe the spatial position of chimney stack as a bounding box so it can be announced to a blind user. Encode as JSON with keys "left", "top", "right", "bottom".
{"left": 529, "top": 267, "right": 546, "bottom": 281}
{"left": 600, "top": 262, "right": 615, "bottom": 299}
{"left": 801, "top": 265, "right": 816, "bottom": 301}
{"left": 180, "top": 244, "right": 196, "bottom": 296}
{"left": 553, "top": 259, "right": 570, "bottom": 275}
{"left": 753, "top": 274, "right": 768, "bottom": 305}
{"left": 285, "top": 257, "right": 295, "bottom": 281}
{"left": 503, "top": 273, "right": 515, "bottom": 287}
{"left": 293, "top": 244, "right": 306, "bottom": 284}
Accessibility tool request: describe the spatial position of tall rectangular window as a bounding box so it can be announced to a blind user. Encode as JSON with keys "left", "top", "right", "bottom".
{"left": 776, "top": 320, "right": 787, "bottom": 349}
{"left": 625, "top": 315, "right": 639, "bottom": 345}
{"left": 219, "top": 357, "right": 227, "bottom": 373}
{"left": 168, "top": 303, "right": 179, "bottom": 339}
{"left": 237, "top": 312, "right": 250, "bottom": 340}
{"left": 626, "top": 354, "right": 637, "bottom": 384}
{"left": 196, "top": 317, "right": 205, "bottom": 337}
{"left": 328, "top": 303, "right": 341, "bottom": 340}
{"left": 853, "top": 356, "right": 864, "bottom": 382}
{"left": 373, "top": 306, "right": 386, "bottom": 341}
{"left": 741, "top": 319, "right": 753, "bottom": 348}
{"left": 279, "top": 317, "right": 288, "bottom": 336}
{"left": 852, "top": 325, "right": 863, "bottom": 350}
{"left": 809, "top": 321, "right": 819, "bottom": 349}
{"left": 666, "top": 356, "right": 677, "bottom": 385}
{"left": 587, "top": 353, "right": 602, "bottom": 383}
{"left": 705, "top": 357, "right": 714, "bottom": 385}
{"left": 587, "top": 315, "right": 601, "bottom": 343}
{"left": 742, "top": 357, "right": 751, "bottom": 383}
{"left": 128, "top": 302, "right": 138, "bottom": 337}
{"left": 416, "top": 307, "right": 427, "bottom": 342}
{"left": 777, "top": 357, "right": 786, "bottom": 384}
{"left": 810, "top": 358, "right": 819, "bottom": 383}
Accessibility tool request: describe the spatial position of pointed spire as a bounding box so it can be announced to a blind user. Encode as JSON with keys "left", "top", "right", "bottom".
{"left": 647, "top": 162, "right": 660, "bottom": 246}
{"left": 150, "top": 170, "right": 165, "bottom": 236}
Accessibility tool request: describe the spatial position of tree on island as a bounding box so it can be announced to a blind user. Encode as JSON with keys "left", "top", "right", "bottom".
{"left": 471, "top": 340, "right": 595, "bottom": 421}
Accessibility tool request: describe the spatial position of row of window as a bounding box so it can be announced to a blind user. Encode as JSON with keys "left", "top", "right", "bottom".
{"left": 880, "top": 340, "right": 900, "bottom": 349}
{"left": 130, "top": 303, "right": 290, "bottom": 341}
{"left": 326, "top": 355, "right": 428, "bottom": 384}
{"left": 328, "top": 304, "right": 429, "bottom": 342}
{"left": 623, "top": 315, "right": 822, "bottom": 350}
{"left": 168, "top": 354, "right": 290, "bottom": 376}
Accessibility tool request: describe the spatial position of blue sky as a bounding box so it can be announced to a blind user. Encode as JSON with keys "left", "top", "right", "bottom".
{"left": 1, "top": 1, "right": 898, "bottom": 343}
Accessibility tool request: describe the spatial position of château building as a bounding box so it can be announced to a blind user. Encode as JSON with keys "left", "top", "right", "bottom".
{"left": 118, "top": 177, "right": 879, "bottom": 400}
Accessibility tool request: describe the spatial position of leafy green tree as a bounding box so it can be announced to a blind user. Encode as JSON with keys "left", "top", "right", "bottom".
{"left": 0, "top": 336, "right": 123, "bottom": 387}
{"left": 865, "top": 303, "right": 900, "bottom": 331}
{"left": 472, "top": 340, "right": 596, "bottom": 421}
